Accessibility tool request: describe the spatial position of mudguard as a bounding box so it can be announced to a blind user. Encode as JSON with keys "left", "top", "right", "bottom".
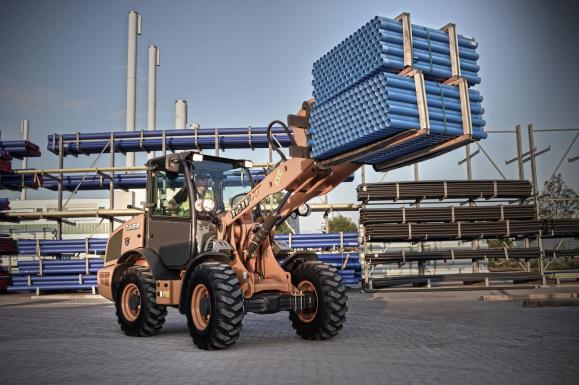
{"left": 118, "top": 247, "right": 179, "bottom": 280}
{"left": 280, "top": 250, "right": 318, "bottom": 273}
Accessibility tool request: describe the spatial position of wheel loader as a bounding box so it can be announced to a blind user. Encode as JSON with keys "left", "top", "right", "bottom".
{"left": 97, "top": 101, "right": 361, "bottom": 349}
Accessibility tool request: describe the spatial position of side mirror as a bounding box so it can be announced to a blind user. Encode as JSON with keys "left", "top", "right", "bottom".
{"left": 165, "top": 154, "right": 181, "bottom": 173}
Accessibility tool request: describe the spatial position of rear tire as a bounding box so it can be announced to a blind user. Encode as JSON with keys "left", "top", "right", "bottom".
{"left": 289, "top": 261, "right": 347, "bottom": 340}
{"left": 115, "top": 266, "right": 167, "bottom": 336}
{"left": 185, "top": 262, "right": 244, "bottom": 350}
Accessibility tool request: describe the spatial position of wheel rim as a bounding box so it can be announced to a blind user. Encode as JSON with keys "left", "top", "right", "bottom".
{"left": 191, "top": 283, "right": 211, "bottom": 331}
{"left": 297, "top": 280, "right": 318, "bottom": 323}
{"left": 121, "top": 283, "right": 141, "bottom": 322}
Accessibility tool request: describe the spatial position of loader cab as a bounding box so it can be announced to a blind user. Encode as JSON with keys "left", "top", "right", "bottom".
{"left": 145, "top": 152, "right": 253, "bottom": 269}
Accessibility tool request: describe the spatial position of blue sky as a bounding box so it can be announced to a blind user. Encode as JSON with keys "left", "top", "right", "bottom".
{"left": 1, "top": 0, "right": 578, "bottom": 230}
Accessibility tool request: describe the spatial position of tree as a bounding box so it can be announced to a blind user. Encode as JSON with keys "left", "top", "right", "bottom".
{"left": 327, "top": 214, "right": 358, "bottom": 233}
{"left": 538, "top": 174, "right": 578, "bottom": 219}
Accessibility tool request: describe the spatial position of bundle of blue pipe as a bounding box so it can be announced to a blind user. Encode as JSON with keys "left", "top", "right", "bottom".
{"left": 309, "top": 72, "right": 486, "bottom": 160}
{"left": 312, "top": 16, "right": 480, "bottom": 104}
{"left": 18, "top": 239, "right": 108, "bottom": 256}
{"left": 0, "top": 173, "right": 42, "bottom": 191}
{"left": 14, "top": 258, "right": 104, "bottom": 274}
{"left": 308, "top": 15, "right": 485, "bottom": 162}
{"left": 47, "top": 127, "right": 292, "bottom": 156}
{"left": 7, "top": 258, "right": 99, "bottom": 292}
{"left": 316, "top": 253, "right": 361, "bottom": 285}
{"left": 0, "top": 140, "right": 41, "bottom": 159}
{"left": 275, "top": 232, "right": 359, "bottom": 249}
{"left": 7, "top": 254, "right": 360, "bottom": 292}
{"left": 0, "top": 170, "right": 352, "bottom": 192}
{"left": 17, "top": 233, "right": 359, "bottom": 256}
{"left": 0, "top": 198, "right": 9, "bottom": 211}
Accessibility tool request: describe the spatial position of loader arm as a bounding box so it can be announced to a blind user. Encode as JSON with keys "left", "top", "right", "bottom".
{"left": 216, "top": 101, "right": 361, "bottom": 297}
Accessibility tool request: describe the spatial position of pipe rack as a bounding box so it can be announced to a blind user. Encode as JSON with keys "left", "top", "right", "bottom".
{"left": 364, "top": 219, "right": 543, "bottom": 242}
{"left": 366, "top": 247, "right": 543, "bottom": 264}
{"left": 370, "top": 272, "right": 543, "bottom": 289}
{"left": 47, "top": 127, "right": 291, "bottom": 156}
{"left": 359, "top": 204, "right": 537, "bottom": 224}
{"left": 357, "top": 180, "right": 533, "bottom": 201}
{"left": 3, "top": 203, "right": 359, "bottom": 222}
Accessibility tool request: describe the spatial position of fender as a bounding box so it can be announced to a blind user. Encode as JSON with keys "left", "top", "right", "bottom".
{"left": 178, "top": 251, "right": 234, "bottom": 314}
{"left": 118, "top": 247, "right": 179, "bottom": 281}
{"left": 280, "top": 250, "right": 318, "bottom": 273}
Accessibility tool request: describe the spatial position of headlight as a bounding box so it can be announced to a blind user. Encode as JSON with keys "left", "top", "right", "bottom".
{"left": 194, "top": 199, "right": 203, "bottom": 212}
{"left": 297, "top": 204, "right": 311, "bottom": 216}
{"left": 202, "top": 198, "right": 215, "bottom": 212}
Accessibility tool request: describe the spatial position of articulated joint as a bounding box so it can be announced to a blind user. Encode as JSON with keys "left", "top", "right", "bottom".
{"left": 244, "top": 292, "right": 315, "bottom": 314}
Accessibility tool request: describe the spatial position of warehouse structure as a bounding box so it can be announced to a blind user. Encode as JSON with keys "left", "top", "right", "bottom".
{"left": 0, "top": 11, "right": 577, "bottom": 296}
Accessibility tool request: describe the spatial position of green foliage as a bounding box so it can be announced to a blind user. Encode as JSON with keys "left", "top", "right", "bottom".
{"left": 538, "top": 174, "right": 578, "bottom": 219}
{"left": 271, "top": 191, "right": 293, "bottom": 234}
{"left": 487, "top": 238, "right": 514, "bottom": 249}
{"left": 327, "top": 214, "right": 358, "bottom": 233}
{"left": 276, "top": 221, "right": 293, "bottom": 234}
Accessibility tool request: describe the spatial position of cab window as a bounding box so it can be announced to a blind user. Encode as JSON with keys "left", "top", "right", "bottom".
{"left": 152, "top": 170, "right": 190, "bottom": 217}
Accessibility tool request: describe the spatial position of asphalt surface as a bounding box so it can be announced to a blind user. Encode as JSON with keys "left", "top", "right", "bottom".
{"left": 1, "top": 288, "right": 578, "bottom": 385}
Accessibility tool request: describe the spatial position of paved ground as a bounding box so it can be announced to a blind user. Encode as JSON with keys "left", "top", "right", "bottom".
{"left": 1, "top": 287, "right": 578, "bottom": 385}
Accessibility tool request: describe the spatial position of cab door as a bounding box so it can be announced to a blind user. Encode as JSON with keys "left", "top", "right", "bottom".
{"left": 146, "top": 166, "right": 193, "bottom": 269}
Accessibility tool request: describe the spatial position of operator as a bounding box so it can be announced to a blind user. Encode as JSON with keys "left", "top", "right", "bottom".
{"left": 168, "top": 174, "right": 214, "bottom": 213}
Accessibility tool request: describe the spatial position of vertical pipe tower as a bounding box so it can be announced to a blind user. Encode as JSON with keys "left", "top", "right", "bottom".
{"left": 147, "top": 45, "right": 160, "bottom": 159}
{"left": 125, "top": 10, "right": 142, "bottom": 167}
{"left": 20, "top": 120, "right": 29, "bottom": 200}
{"left": 175, "top": 100, "right": 187, "bottom": 129}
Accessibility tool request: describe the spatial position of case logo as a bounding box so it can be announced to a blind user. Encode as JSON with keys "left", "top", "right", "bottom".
{"left": 125, "top": 223, "right": 141, "bottom": 231}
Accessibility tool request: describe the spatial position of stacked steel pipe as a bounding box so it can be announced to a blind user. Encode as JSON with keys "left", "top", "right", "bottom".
{"left": 0, "top": 198, "right": 17, "bottom": 223}
{"left": 541, "top": 219, "right": 579, "bottom": 238}
{"left": 47, "top": 127, "right": 291, "bottom": 156}
{"left": 357, "top": 180, "right": 533, "bottom": 201}
{"left": 360, "top": 205, "right": 536, "bottom": 223}
{"left": 364, "top": 220, "right": 543, "bottom": 242}
{"left": 0, "top": 152, "right": 12, "bottom": 173}
{"left": 359, "top": 181, "right": 541, "bottom": 242}
{"left": 371, "top": 272, "right": 542, "bottom": 288}
{"left": 366, "top": 248, "right": 542, "bottom": 264}
{"left": 308, "top": 14, "right": 485, "bottom": 164}
{"left": 359, "top": 179, "right": 548, "bottom": 288}
{"left": 0, "top": 234, "right": 16, "bottom": 255}
{"left": 0, "top": 140, "right": 41, "bottom": 159}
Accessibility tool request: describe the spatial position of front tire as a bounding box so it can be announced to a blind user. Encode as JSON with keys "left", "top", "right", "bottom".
{"left": 185, "top": 262, "right": 244, "bottom": 350}
{"left": 290, "top": 261, "right": 347, "bottom": 340}
{"left": 115, "top": 266, "right": 167, "bottom": 336}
